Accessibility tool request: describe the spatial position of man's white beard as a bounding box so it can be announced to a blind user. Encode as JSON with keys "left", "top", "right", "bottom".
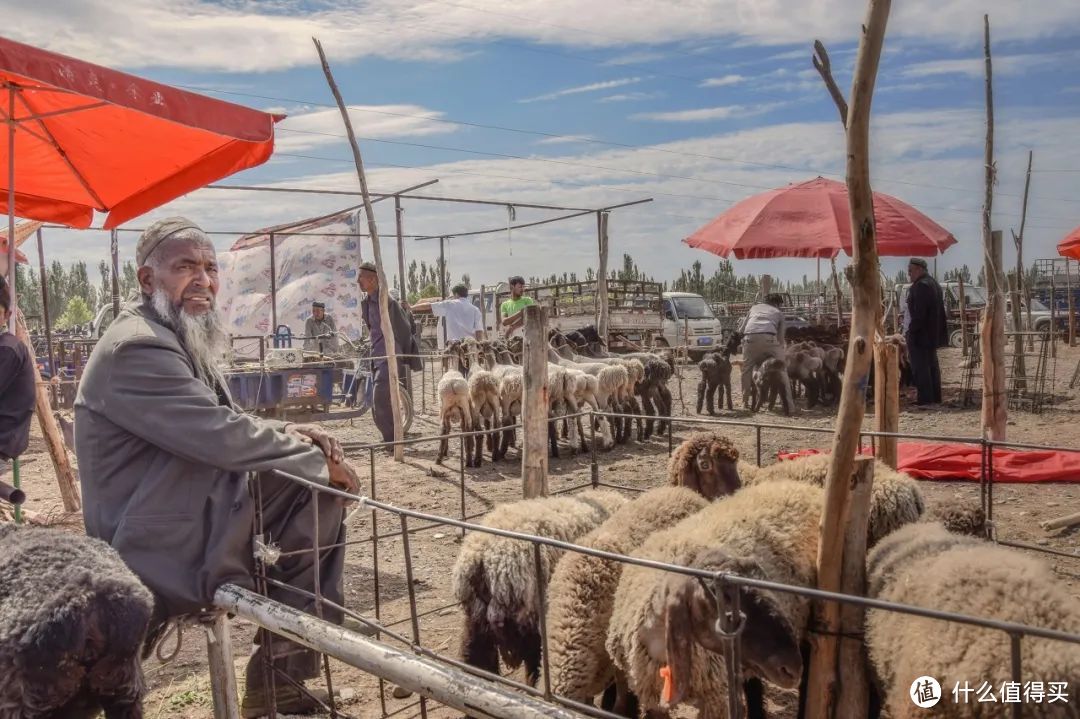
{"left": 151, "top": 288, "right": 227, "bottom": 386}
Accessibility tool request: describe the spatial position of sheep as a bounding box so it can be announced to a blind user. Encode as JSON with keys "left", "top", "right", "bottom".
{"left": 597, "top": 363, "right": 631, "bottom": 444}
{"left": 751, "top": 357, "right": 792, "bottom": 416}
{"left": 741, "top": 452, "right": 925, "bottom": 547}
{"left": 437, "top": 342, "right": 478, "bottom": 467}
{"left": 465, "top": 341, "right": 501, "bottom": 462}
{"left": 697, "top": 350, "right": 734, "bottom": 415}
{"left": 480, "top": 341, "right": 523, "bottom": 461}
{"left": 785, "top": 350, "right": 823, "bottom": 408}
{"left": 668, "top": 431, "right": 743, "bottom": 500}
{"left": 634, "top": 355, "right": 674, "bottom": 439}
{"left": 0, "top": 524, "right": 154, "bottom": 719}
{"left": 452, "top": 490, "right": 628, "bottom": 687}
{"left": 606, "top": 480, "right": 823, "bottom": 719}
{"left": 546, "top": 487, "right": 711, "bottom": 709}
{"left": 865, "top": 522, "right": 1080, "bottom": 719}
{"left": 562, "top": 368, "right": 613, "bottom": 452}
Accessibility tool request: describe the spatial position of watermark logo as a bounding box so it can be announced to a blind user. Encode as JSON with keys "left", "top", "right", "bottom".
{"left": 911, "top": 676, "right": 942, "bottom": 708}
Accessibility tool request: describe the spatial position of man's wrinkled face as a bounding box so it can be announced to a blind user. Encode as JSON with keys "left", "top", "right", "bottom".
{"left": 140, "top": 241, "right": 218, "bottom": 315}
{"left": 313, "top": 306, "right": 325, "bottom": 321}
{"left": 358, "top": 270, "right": 378, "bottom": 295}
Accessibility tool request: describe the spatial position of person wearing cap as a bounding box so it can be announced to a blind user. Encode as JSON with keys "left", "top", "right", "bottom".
{"left": 74, "top": 217, "right": 361, "bottom": 717}
{"left": 412, "top": 284, "right": 484, "bottom": 351}
{"left": 500, "top": 276, "right": 536, "bottom": 338}
{"left": 737, "top": 292, "right": 795, "bottom": 413}
{"left": 905, "top": 257, "right": 949, "bottom": 406}
{"left": 304, "top": 300, "right": 340, "bottom": 354}
{"left": 358, "top": 261, "right": 423, "bottom": 442}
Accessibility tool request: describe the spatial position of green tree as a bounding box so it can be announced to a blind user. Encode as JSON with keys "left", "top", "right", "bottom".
{"left": 419, "top": 283, "right": 440, "bottom": 298}
{"left": 57, "top": 296, "right": 93, "bottom": 329}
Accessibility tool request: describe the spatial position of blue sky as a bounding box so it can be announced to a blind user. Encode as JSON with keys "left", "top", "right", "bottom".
{"left": 6, "top": 0, "right": 1080, "bottom": 287}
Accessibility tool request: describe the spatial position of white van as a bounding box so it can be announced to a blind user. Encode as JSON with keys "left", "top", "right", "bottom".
{"left": 661, "top": 292, "right": 725, "bottom": 360}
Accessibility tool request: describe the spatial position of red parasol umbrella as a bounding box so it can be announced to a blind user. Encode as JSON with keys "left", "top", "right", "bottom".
{"left": 0, "top": 36, "right": 282, "bottom": 330}
{"left": 1057, "top": 225, "right": 1080, "bottom": 261}
{"left": 683, "top": 176, "right": 957, "bottom": 260}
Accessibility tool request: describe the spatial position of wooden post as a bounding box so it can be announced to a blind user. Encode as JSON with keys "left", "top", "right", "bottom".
{"left": 958, "top": 275, "right": 969, "bottom": 356}
{"left": 1068, "top": 259, "right": 1075, "bottom": 346}
{"left": 979, "top": 16, "right": 1007, "bottom": 442}
{"left": 804, "top": 0, "right": 891, "bottom": 716}
{"left": 13, "top": 314, "right": 81, "bottom": 512}
{"left": 314, "top": 38, "right": 405, "bottom": 461}
{"left": 836, "top": 457, "right": 874, "bottom": 719}
{"left": 479, "top": 284, "right": 488, "bottom": 335}
{"left": 36, "top": 228, "right": 55, "bottom": 387}
{"left": 269, "top": 232, "right": 278, "bottom": 331}
{"left": 1013, "top": 150, "right": 1034, "bottom": 352}
{"left": 206, "top": 613, "right": 241, "bottom": 719}
{"left": 521, "top": 305, "right": 548, "bottom": 498}
{"left": 1051, "top": 276, "right": 1057, "bottom": 359}
{"left": 874, "top": 342, "right": 899, "bottom": 469}
{"left": 395, "top": 196, "right": 407, "bottom": 298}
{"left": 596, "top": 211, "right": 610, "bottom": 341}
{"left": 110, "top": 229, "right": 121, "bottom": 319}
{"left": 830, "top": 257, "right": 844, "bottom": 326}
{"left": 761, "top": 274, "right": 772, "bottom": 298}
{"left": 1010, "top": 274, "right": 1026, "bottom": 391}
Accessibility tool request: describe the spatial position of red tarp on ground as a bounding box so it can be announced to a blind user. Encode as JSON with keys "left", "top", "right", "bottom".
{"left": 777, "top": 443, "right": 1080, "bottom": 483}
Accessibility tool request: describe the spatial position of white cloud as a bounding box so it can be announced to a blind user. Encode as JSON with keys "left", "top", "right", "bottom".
{"left": 517, "top": 77, "right": 643, "bottom": 103}
{"left": 701, "top": 74, "right": 746, "bottom": 88}
{"left": 904, "top": 52, "right": 1068, "bottom": 78}
{"left": 274, "top": 105, "right": 455, "bottom": 151}
{"left": 602, "top": 50, "right": 667, "bottom": 66}
{"left": 535, "top": 135, "right": 597, "bottom": 145}
{"left": 632, "top": 103, "right": 785, "bottom": 122}
{"left": 4, "top": 0, "right": 1080, "bottom": 73}
{"left": 597, "top": 91, "right": 664, "bottom": 103}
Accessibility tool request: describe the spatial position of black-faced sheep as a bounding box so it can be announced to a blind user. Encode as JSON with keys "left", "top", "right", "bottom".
{"left": 751, "top": 357, "right": 792, "bottom": 416}
{"left": 668, "top": 431, "right": 742, "bottom": 500}
{"left": 545, "top": 486, "right": 711, "bottom": 709}
{"left": 740, "top": 452, "right": 925, "bottom": 547}
{"left": 866, "top": 522, "right": 1080, "bottom": 719}
{"left": 606, "top": 480, "right": 824, "bottom": 719}
{"left": 451, "top": 490, "right": 628, "bottom": 687}
{"left": 0, "top": 524, "right": 154, "bottom": 719}
{"left": 697, "top": 351, "right": 734, "bottom": 415}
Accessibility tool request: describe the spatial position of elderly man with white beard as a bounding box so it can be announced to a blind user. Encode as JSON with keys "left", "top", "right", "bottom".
{"left": 74, "top": 217, "right": 361, "bottom": 717}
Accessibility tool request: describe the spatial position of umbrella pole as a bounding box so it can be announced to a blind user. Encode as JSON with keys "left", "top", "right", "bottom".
{"left": 7, "top": 85, "right": 15, "bottom": 334}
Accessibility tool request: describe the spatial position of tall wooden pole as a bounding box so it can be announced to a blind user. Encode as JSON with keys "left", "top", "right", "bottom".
{"left": 110, "top": 229, "right": 121, "bottom": 319}
{"left": 873, "top": 342, "right": 899, "bottom": 469}
{"left": 6, "top": 86, "right": 15, "bottom": 335}
{"left": 596, "top": 211, "right": 610, "bottom": 340}
{"left": 1068, "top": 259, "right": 1075, "bottom": 346}
{"left": 395, "top": 197, "right": 406, "bottom": 298}
{"left": 835, "top": 457, "right": 874, "bottom": 719}
{"left": 521, "top": 305, "right": 548, "bottom": 498}
{"left": 804, "top": 1, "right": 890, "bottom": 716}
{"left": 980, "top": 17, "right": 1007, "bottom": 442}
{"left": 1014, "top": 150, "right": 1033, "bottom": 351}
{"left": 269, "top": 232, "right": 278, "bottom": 331}
{"left": 958, "top": 275, "right": 969, "bottom": 356}
{"left": 36, "top": 228, "right": 55, "bottom": 382}
{"left": 314, "top": 38, "right": 404, "bottom": 461}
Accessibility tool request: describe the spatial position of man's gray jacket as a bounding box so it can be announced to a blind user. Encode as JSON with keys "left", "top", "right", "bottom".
{"left": 74, "top": 298, "right": 330, "bottom": 617}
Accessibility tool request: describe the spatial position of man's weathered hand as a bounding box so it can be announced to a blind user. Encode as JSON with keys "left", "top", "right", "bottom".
{"left": 286, "top": 423, "right": 344, "bottom": 464}
{"left": 327, "top": 459, "right": 360, "bottom": 496}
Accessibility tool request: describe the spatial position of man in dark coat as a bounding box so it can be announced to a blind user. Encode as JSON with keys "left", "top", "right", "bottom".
{"left": 905, "top": 257, "right": 949, "bottom": 406}
{"left": 359, "top": 262, "right": 423, "bottom": 443}
{"left": 75, "top": 217, "right": 361, "bottom": 717}
{"left": 0, "top": 275, "right": 35, "bottom": 481}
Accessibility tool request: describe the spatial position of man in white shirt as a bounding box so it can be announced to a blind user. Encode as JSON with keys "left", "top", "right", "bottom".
{"left": 737, "top": 293, "right": 794, "bottom": 412}
{"left": 412, "top": 284, "right": 484, "bottom": 351}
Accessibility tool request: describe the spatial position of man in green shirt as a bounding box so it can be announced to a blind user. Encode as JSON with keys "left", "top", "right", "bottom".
{"left": 500, "top": 275, "right": 536, "bottom": 338}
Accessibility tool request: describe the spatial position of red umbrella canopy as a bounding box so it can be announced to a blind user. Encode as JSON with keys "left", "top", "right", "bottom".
{"left": 683, "top": 176, "right": 957, "bottom": 260}
{"left": 0, "top": 36, "right": 282, "bottom": 229}
{"left": 1057, "top": 225, "right": 1080, "bottom": 261}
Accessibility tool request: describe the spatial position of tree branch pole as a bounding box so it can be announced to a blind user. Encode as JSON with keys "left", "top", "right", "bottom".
{"left": 596, "top": 211, "right": 610, "bottom": 342}
{"left": 314, "top": 38, "right": 404, "bottom": 461}
{"left": 395, "top": 196, "right": 407, "bottom": 297}
{"left": 1015, "top": 150, "right": 1033, "bottom": 351}
{"left": 110, "top": 228, "right": 121, "bottom": 319}
{"left": 980, "top": 16, "right": 1007, "bottom": 442}
{"left": 36, "top": 228, "right": 55, "bottom": 390}
{"left": 836, "top": 457, "right": 874, "bottom": 719}
{"left": 521, "top": 305, "right": 548, "bottom": 498}
{"left": 805, "top": 1, "right": 891, "bottom": 716}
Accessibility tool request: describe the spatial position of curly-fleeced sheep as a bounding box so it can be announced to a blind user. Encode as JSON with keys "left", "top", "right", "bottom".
{"left": 697, "top": 350, "right": 734, "bottom": 415}
{"left": 464, "top": 340, "right": 501, "bottom": 461}
{"left": 438, "top": 344, "right": 478, "bottom": 467}
{"left": 668, "top": 431, "right": 742, "bottom": 500}
{"left": 866, "top": 522, "right": 1080, "bottom": 719}
{"left": 606, "top": 480, "right": 823, "bottom": 719}
{"left": 0, "top": 524, "right": 154, "bottom": 719}
{"left": 452, "top": 490, "right": 628, "bottom": 687}
{"left": 741, "top": 452, "right": 925, "bottom": 547}
{"left": 546, "top": 486, "right": 711, "bottom": 710}
{"left": 752, "top": 357, "right": 792, "bottom": 416}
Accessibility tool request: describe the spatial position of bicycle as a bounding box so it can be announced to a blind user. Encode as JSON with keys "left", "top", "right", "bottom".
{"left": 336, "top": 334, "right": 414, "bottom": 434}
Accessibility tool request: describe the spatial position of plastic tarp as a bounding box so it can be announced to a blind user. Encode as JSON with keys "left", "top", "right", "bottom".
{"left": 217, "top": 213, "right": 364, "bottom": 351}
{"left": 777, "top": 443, "right": 1080, "bottom": 483}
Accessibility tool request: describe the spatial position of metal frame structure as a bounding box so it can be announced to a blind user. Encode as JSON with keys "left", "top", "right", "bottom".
{"left": 202, "top": 409, "right": 1080, "bottom": 719}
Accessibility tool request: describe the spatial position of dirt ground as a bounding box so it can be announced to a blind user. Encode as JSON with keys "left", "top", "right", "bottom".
{"left": 11, "top": 344, "right": 1080, "bottom": 719}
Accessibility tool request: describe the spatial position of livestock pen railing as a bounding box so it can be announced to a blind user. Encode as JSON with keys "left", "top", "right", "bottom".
{"left": 197, "top": 411, "right": 1080, "bottom": 719}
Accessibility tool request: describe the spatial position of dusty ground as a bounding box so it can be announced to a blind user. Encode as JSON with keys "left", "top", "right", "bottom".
{"left": 11, "top": 344, "right": 1080, "bottom": 719}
